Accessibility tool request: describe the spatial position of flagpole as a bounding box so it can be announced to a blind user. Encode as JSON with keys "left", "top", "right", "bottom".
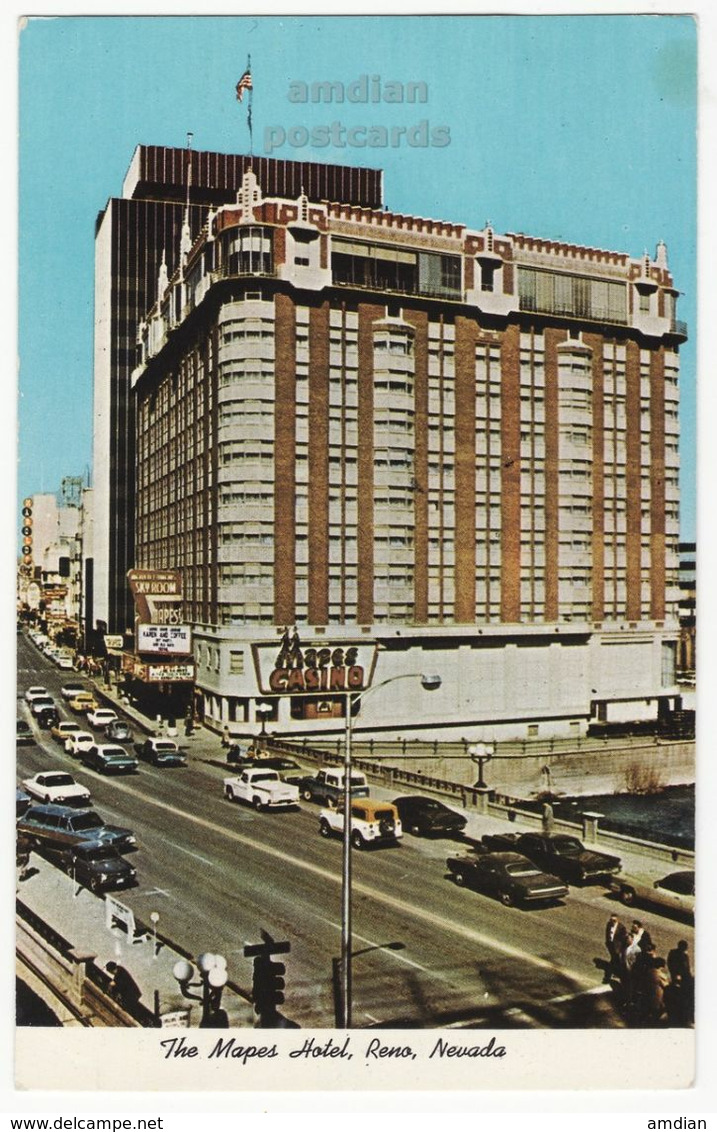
{"left": 247, "top": 54, "right": 253, "bottom": 158}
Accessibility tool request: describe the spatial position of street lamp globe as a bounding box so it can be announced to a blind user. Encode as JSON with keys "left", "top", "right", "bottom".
{"left": 208, "top": 966, "right": 229, "bottom": 990}
{"left": 173, "top": 959, "right": 194, "bottom": 984}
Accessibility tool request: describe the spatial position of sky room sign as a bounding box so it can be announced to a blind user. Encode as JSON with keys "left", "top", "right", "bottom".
{"left": 252, "top": 629, "right": 378, "bottom": 696}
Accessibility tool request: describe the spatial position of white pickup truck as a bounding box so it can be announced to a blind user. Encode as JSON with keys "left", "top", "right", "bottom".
{"left": 223, "top": 767, "right": 300, "bottom": 811}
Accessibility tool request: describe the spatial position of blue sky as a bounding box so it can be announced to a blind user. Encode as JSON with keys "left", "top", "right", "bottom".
{"left": 18, "top": 13, "right": 697, "bottom": 536}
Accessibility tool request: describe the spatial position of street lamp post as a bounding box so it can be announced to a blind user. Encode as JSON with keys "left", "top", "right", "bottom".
{"left": 172, "top": 952, "right": 229, "bottom": 1027}
{"left": 256, "top": 701, "right": 272, "bottom": 738}
{"left": 469, "top": 742, "right": 495, "bottom": 790}
{"left": 338, "top": 672, "right": 441, "bottom": 1029}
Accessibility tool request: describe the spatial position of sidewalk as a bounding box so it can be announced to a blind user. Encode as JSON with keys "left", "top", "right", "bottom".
{"left": 17, "top": 852, "right": 255, "bottom": 1028}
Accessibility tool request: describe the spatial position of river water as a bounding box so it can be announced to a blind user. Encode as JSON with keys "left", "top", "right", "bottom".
{"left": 515, "top": 784, "right": 695, "bottom": 849}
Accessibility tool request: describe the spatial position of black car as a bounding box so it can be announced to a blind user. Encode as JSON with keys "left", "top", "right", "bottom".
{"left": 481, "top": 831, "right": 622, "bottom": 885}
{"left": 17, "top": 804, "right": 137, "bottom": 856}
{"left": 36, "top": 706, "right": 61, "bottom": 729}
{"left": 16, "top": 719, "right": 35, "bottom": 746}
{"left": 447, "top": 850, "right": 569, "bottom": 907}
{"left": 69, "top": 841, "right": 138, "bottom": 894}
{"left": 393, "top": 795, "right": 467, "bottom": 837}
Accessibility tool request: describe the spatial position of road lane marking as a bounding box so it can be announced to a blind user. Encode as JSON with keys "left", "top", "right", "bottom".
{"left": 87, "top": 778, "right": 600, "bottom": 991}
{"left": 166, "top": 842, "right": 214, "bottom": 867}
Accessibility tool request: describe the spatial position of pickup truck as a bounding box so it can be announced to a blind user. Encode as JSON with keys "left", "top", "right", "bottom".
{"left": 134, "top": 738, "right": 187, "bottom": 767}
{"left": 223, "top": 768, "right": 299, "bottom": 811}
{"left": 297, "top": 767, "right": 369, "bottom": 807}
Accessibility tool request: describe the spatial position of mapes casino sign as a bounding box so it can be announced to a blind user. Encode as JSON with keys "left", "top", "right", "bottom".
{"left": 252, "top": 628, "right": 377, "bottom": 696}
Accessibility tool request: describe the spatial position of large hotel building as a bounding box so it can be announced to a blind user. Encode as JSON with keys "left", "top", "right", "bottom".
{"left": 95, "top": 144, "right": 685, "bottom": 741}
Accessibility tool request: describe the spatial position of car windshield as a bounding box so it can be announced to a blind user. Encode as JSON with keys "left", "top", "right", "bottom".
{"left": 253, "top": 772, "right": 279, "bottom": 782}
{"left": 374, "top": 809, "right": 394, "bottom": 820}
{"left": 552, "top": 837, "right": 584, "bottom": 856}
{"left": 155, "top": 743, "right": 176, "bottom": 751}
{"left": 43, "top": 774, "right": 74, "bottom": 787}
{"left": 506, "top": 864, "right": 541, "bottom": 877}
{"left": 71, "top": 813, "right": 103, "bottom": 830}
{"left": 350, "top": 776, "right": 366, "bottom": 787}
{"left": 104, "top": 752, "right": 129, "bottom": 760}
{"left": 80, "top": 846, "right": 117, "bottom": 862}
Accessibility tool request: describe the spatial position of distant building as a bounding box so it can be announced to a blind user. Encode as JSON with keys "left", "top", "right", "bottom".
{"left": 124, "top": 152, "right": 685, "bottom": 741}
{"left": 677, "top": 541, "right": 696, "bottom": 676}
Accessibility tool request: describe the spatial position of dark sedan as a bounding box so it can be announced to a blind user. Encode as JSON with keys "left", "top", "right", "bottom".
{"left": 447, "top": 850, "right": 569, "bottom": 907}
{"left": 69, "top": 841, "right": 138, "bottom": 895}
{"left": 482, "top": 831, "right": 622, "bottom": 885}
{"left": 393, "top": 795, "right": 467, "bottom": 838}
{"left": 81, "top": 745, "right": 139, "bottom": 775}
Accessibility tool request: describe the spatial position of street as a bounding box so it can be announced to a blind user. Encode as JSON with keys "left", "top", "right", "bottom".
{"left": 17, "top": 636, "right": 695, "bottom": 1030}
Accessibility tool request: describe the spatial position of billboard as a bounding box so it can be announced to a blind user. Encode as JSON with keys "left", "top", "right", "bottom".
{"left": 137, "top": 624, "right": 192, "bottom": 656}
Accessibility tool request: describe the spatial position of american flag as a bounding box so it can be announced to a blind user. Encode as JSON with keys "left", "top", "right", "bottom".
{"left": 236, "top": 70, "right": 253, "bottom": 102}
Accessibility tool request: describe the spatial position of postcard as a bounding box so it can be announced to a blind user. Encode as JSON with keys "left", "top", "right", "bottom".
{"left": 12, "top": 7, "right": 707, "bottom": 1104}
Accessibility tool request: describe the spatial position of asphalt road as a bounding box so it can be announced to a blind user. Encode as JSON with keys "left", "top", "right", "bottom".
{"left": 17, "top": 635, "right": 695, "bottom": 1029}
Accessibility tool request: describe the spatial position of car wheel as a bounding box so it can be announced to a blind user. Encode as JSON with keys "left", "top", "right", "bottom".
{"left": 319, "top": 818, "right": 332, "bottom": 838}
{"left": 301, "top": 788, "right": 313, "bottom": 802}
{"left": 499, "top": 891, "right": 515, "bottom": 907}
{"left": 453, "top": 871, "right": 466, "bottom": 887}
{"left": 252, "top": 796, "right": 263, "bottom": 812}
{"left": 90, "top": 879, "right": 102, "bottom": 895}
{"left": 224, "top": 787, "right": 234, "bottom": 802}
{"left": 619, "top": 887, "right": 635, "bottom": 907}
{"left": 350, "top": 830, "right": 365, "bottom": 850}
{"left": 410, "top": 824, "right": 422, "bottom": 837}
{"left": 325, "top": 796, "right": 336, "bottom": 809}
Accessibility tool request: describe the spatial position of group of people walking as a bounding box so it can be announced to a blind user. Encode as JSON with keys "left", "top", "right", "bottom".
{"left": 604, "top": 913, "right": 693, "bottom": 1026}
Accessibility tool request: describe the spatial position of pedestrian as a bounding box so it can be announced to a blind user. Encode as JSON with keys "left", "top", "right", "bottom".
{"left": 642, "top": 952, "right": 669, "bottom": 1027}
{"left": 630, "top": 919, "right": 653, "bottom": 953}
{"left": 621, "top": 931, "right": 642, "bottom": 1013}
{"left": 221, "top": 724, "right": 230, "bottom": 749}
{"left": 666, "top": 940, "right": 694, "bottom": 1026}
{"left": 604, "top": 913, "right": 628, "bottom": 983}
{"left": 184, "top": 709, "right": 194, "bottom": 738}
{"left": 105, "top": 961, "right": 142, "bottom": 1012}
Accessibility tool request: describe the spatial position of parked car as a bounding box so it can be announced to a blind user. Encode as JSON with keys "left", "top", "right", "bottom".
{"left": 299, "top": 768, "right": 370, "bottom": 807}
{"left": 105, "top": 719, "right": 133, "bottom": 743}
{"left": 134, "top": 738, "right": 186, "bottom": 767}
{"left": 17, "top": 804, "right": 137, "bottom": 856}
{"left": 80, "top": 744, "right": 139, "bottom": 775}
{"left": 16, "top": 788, "right": 32, "bottom": 818}
{"left": 60, "top": 681, "right": 87, "bottom": 701}
{"left": 86, "top": 708, "right": 119, "bottom": 731}
{"left": 24, "top": 686, "right": 49, "bottom": 704}
{"left": 22, "top": 771, "right": 91, "bottom": 807}
{"left": 610, "top": 870, "right": 695, "bottom": 922}
{"left": 481, "top": 831, "right": 622, "bottom": 885}
{"left": 65, "top": 731, "right": 95, "bottom": 756}
{"left": 55, "top": 654, "right": 74, "bottom": 670}
{"left": 319, "top": 798, "right": 402, "bottom": 849}
{"left": 393, "top": 795, "right": 467, "bottom": 838}
{"left": 253, "top": 756, "right": 304, "bottom": 774}
{"left": 69, "top": 692, "right": 99, "bottom": 714}
{"left": 50, "top": 721, "right": 84, "bottom": 744}
{"left": 68, "top": 841, "right": 138, "bottom": 895}
{"left": 224, "top": 768, "right": 299, "bottom": 810}
{"left": 446, "top": 850, "right": 569, "bottom": 907}
{"left": 16, "top": 719, "right": 35, "bottom": 746}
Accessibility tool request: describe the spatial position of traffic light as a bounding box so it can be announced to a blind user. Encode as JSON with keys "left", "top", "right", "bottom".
{"left": 252, "top": 955, "right": 286, "bottom": 1016}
